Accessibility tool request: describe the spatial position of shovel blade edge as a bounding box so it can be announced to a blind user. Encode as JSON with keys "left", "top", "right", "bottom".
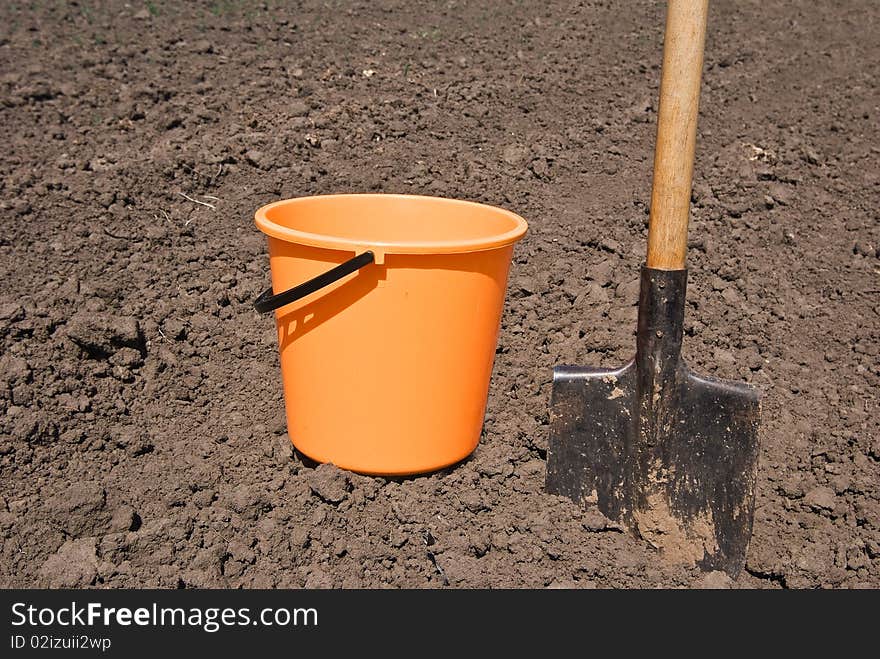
{"left": 546, "top": 362, "right": 636, "bottom": 523}
{"left": 660, "top": 367, "right": 760, "bottom": 576}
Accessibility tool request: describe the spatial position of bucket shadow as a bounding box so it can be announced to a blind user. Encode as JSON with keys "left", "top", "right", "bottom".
{"left": 276, "top": 254, "right": 506, "bottom": 352}
{"left": 292, "top": 446, "right": 321, "bottom": 471}
{"left": 276, "top": 266, "right": 382, "bottom": 352}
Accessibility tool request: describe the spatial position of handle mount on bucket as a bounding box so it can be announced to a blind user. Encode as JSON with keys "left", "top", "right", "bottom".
{"left": 254, "top": 251, "right": 375, "bottom": 314}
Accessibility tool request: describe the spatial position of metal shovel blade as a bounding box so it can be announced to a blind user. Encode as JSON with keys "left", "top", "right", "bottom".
{"left": 546, "top": 268, "right": 760, "bottom": 577}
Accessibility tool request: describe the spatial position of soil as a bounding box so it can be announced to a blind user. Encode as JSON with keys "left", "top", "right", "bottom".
{"left": 1, "top": 0, "right": 877, "bottom": 589}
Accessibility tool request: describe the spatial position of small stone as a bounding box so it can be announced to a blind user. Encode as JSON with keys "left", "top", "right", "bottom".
{"left": 97, "top": 192, "right": 116, "bottom": 208}
{"left": 710, "top": 276, "right": 728, "bottom": 291}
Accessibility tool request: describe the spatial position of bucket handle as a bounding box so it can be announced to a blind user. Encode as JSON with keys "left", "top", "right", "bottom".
{"left": 253, "top": 251, "right": 375, "bottom": 314}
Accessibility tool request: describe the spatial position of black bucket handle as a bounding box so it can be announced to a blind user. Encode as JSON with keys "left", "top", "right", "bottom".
{"left": 253, "top": 251, "right": 375, "bottom": 314}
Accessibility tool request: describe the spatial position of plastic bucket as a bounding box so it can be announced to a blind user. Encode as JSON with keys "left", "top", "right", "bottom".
{"left": 253, "top": 194, "right": 527, "bottom": 476}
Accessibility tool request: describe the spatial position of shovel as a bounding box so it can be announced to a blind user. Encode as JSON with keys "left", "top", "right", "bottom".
{"left": 545, "top": 0, "right": 760, "bottom": 577}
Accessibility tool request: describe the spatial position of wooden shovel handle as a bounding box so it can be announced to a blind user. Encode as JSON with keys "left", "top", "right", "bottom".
{"left": 646, "top": 0, "right": 709, "bottom": 270}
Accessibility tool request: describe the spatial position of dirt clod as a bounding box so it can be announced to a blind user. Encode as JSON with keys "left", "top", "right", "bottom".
{"left": 307, "top": 464, "right": 351, "bottom": 505}
{"left": 46, "top": 483, "right": 109, "bottom": 537}
{"left": 696, "top": 570, "right": 734, "bottom": 589}
{"left": 804, "top": 486, "right": 836, "bottom": 512}
{"left": 66, "top": 313, "right": 143, "bottom": 358}
{"left": 38, "top": 538, "right": 98, "bottom": 588}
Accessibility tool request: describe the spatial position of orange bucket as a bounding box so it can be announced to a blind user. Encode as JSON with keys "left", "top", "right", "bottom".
{"left": 254, "top": 194, "right": 527, "bottom": 475}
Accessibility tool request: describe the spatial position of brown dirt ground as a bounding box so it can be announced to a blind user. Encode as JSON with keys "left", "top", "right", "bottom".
{"left": 0, "top": 0, "right": 877, "bottom": 589}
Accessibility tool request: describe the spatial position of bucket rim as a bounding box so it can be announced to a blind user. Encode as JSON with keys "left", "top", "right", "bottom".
{"left": 254, "top": 193, "right": 528, "bottom": 255}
